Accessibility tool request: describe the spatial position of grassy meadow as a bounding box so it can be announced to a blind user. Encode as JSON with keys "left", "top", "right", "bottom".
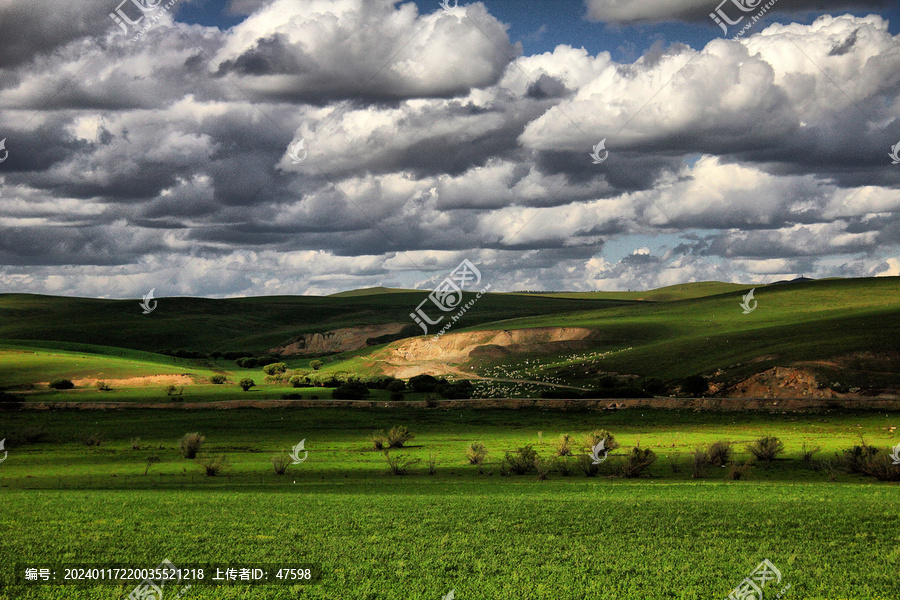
{"left": 1, "top": 408, "right": 899, "bottom": 599}
{"left": 1, "top": 278, "right": 899, "bottom": 599}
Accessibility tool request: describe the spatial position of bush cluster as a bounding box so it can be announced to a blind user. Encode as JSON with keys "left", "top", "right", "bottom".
{"left": 408, "top": 374, "right": 473, "bottom": 398}
{"left": 234, "top": 355, "right": 282, "bottom": 368}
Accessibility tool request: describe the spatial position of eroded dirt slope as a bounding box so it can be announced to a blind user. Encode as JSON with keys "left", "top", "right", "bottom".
{"left": 270, "top": 323, "right": 407, "bottom": 356}
{"left": 375, "top": 327, "right": 598, "bottom": 378}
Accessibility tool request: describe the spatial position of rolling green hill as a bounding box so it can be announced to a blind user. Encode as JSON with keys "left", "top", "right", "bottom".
{"left": 2, "top": 277, "right": 898, "bottom": 393}
{"left": 512, "top": 280, "right": 755, "bottom": 302}
{"left": 0, "top": 292, "right": 625, "bottom": 354}
{"left": 454, "top": 276, "right": 900, "bottom": 388}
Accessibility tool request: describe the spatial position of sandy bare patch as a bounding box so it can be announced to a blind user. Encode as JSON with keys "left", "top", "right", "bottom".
{"left": 724, "top": 367, "right": 837, "bottom": 399}
{"left": 376, "top": 327, "right": 597, "bottom": 378}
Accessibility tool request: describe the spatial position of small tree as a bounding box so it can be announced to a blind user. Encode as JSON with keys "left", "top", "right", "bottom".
{"left": 387, "top": 426, "right": 414, "bottom": 448}
{"left": 263, "top": 362, "right": 288, "bottom": 376}
{"left": 239, "top": 378, "right": 255, "bottom": 391}
{"left": 200, "top": 455, "right": 227, "bottom": 476}
{"left": 409, "top": 374, "right": 440, "bottom": 393}
{"left": 272, "top": 453, "right": 291, "bottom": 475}
{"left": 466, "top": 442, "right": 488, "bottom": 465}
{"left": 503, "top": 445, "right": 539, "bottom": 475}
{"left": 556, "top": 434, "right": 575, "bottom": 457}
{"left": 144, "top": 455, "right": 161, "bottom": 475}
{"left": 310, "top": 360, "right": 323, "bottom": 371}
{"left": 584, "top": 430, "right": 620, "bottom": 452}
{"left": 707, "top": 441, "right": 732, "bottom": 467}
{"left": 682, "top": 375, "right": 708, "bottom": 397}
{"left": 386, "top": 380, "right": 406, "bottom": 393}
{"left": 747, "top": 436, "right": 785, "bottom": 464}
{"left": 179, "top": 432, "right": 205, "bottom": 459}
{"left": 620, "top": 447, "right": 657, "bottom": 478}
{"left": 384, "top": 451, "right": 420, "bottom": 475}
{"left": 288, "top": 374, "right": 309, "bottom": 388}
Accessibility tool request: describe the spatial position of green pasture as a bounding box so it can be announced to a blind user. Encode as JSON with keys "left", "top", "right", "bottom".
{"left": 1, "top": 408, "right": 898, "bottom": 484}
{"left": 0, "top": 408, "right": 898, "bottom": 600}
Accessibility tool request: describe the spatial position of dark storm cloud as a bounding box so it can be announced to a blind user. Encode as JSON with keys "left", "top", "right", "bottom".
{"left": 0, "top": 0, "right": 897, "bottom": 296}
{"left": 0, "top": 1, "right": 113, "bottom": 69}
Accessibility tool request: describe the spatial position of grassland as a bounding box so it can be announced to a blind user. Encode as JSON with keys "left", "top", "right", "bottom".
{"left": 0, "top": 291, "right": 624, "bottom": 354}
{"left": 2, "top": 278, "right": 898, "bottom": 599}
{"left": 1, "top": 408, "right": 898, "bottom": 600}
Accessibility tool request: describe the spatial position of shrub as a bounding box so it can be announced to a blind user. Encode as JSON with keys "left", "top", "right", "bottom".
{"left": 95, "top": 381, "right": 111, "bottom": 391}
{"left": 263, "top": 363, "right": 287, "bottom": 375}
{"left": 165, "top": 384, "right": 178, "bottom": 396}
{"left": 427, "top": 452, "right": 438, "bottom": 475}
{"left": 371, "top": 431, "right": 386, "bottom": 450}
{"left": 466, "top": 442, "right": 488, "bottom": 465}
{"left": 691, "top": 448, "right": 709, "bottom": 478}
{"left": 555, "top": 434, "right": 575, "bottom": 457}
{"left": 386, "top": 380, "right": 406, "bottom": 393}
{"left": 747, "top": 436, "right": 785, "bottom": 464}
{"left": 641, "top": 377, "right": 666, "bottom": 395}
{"left": 620, "top": 447, "right": 657, "bottom": 478}
{"left": 333, "top": 382, "right": 369, "bottom": 400}
{"left": 262, "top": 362, "right": 288, "bottom": 376}
{"left": 309, "top": 360, "right": 323, "bottom": 371}
{"left": 727, "top": 461, "right": 752, "bottom": 480}
{"left": 682, "top": 375, "right": 708, "bottom": 396}
{"left": 389, "top": 392, "right": 404, "bottom": 401}
{"left": 598, "top": 375, "right": 617, "bottom": 389}
{"left": 424, "top": 395, "right": 439, "bottom": 408}
{"left": 49, "top": 379, "right": 74, "bottom": 390}
{"left": 179, "top": 432, "right": 205, "bottom": 459}
{"left": 576, "top": 454, "right": 600, "bottom": 477}
{"left": 707, "top": 441, "right": 732, "bottom": 467}
{"left": 281, "top": 393, "right": 302, "bottom": 400}
{"left": 144, "top": 455, "right": 161, "bottom": 476}
{"left": 83, "top": 432, "right": 104, "bottom": 447}
{"left": 288, "top": 374, "right": 310, "bottom": 388}
{"left": 534, "top": 457, "right": 553, "bottom": 480}
{"left": 437, "top": 380, "right": 473, "bottom": 399}
{"left": 272, "top": 453, "right": 291, "bottom": 475}
{"left": 555, "top": 457, "right": 574, "bottom": 476}
{"left": 239, "top": 378, "right": 255, "bottom": 392}
{"left": 820, "top": 459, "right": 839, "bottom": 481}
{"left": 387, "top": 426, "right": 414, "bottom": 448}
{"left": 200, "top": 455, "right": 227, "bottom": 476}
{"left": 384, "top": 451, "right": 420, "bottom": 475}
{"left": 209, "top": 374, "right": 227, "bottom": 385}
{"left": 8, "top": 426, "right": 45, "bottom": 445}
{"left": 801, "top": 442, "right": 821, "bottom": 462}
{"left": 0, "top": 392, "right": 24, "bottom": 411}
{"left": 839, "top": 443, "right": 879, "bottom": 474}
{"left": 409, "top": 374, "right": 441, "bottom": 393}
{"left": 583, "top": 430, "right": 620, "bottom": 452}
{"left": 502, "top": 445, "right": 539, "bottom": 475}
{"left": 130, "top": 437, "right": 141, "bottom": 450}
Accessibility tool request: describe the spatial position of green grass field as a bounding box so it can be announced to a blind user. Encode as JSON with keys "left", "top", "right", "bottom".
{"left": 1, "top": 408, "right": 899, "bottom": 599}
{"left": 2, "top": 278, "right": 899, "bottom": 599}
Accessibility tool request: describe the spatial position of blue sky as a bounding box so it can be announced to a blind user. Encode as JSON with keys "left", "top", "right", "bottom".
{"left": 176, "top": 0, "right": 900, "bottom": 60}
